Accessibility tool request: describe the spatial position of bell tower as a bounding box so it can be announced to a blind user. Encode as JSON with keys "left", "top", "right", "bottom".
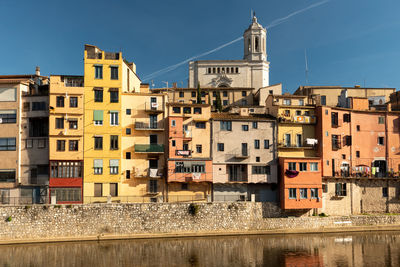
{"left": 243, "top": 13, "right": 267, "bottom": 61}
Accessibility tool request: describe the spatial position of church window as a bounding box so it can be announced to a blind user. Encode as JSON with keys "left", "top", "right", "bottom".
{"left": 235, "top": 67, "right": 239, "bottom": 73}
{"left": 255, "top": 37, "right": 259, "bottom": 52}
{"left": 231, "top": 67, "right": 234, "bottom": 73}
{"left": 217, "top": 67, "right": 220, "bottom": 73}
{"left": 213, "top": 68, "right": 216, "bottom": 74}
{"left": 248, "top": 38, "right": 251, "bottom": 52}
{"left": 222, "top": 67, "right": 225, "bottom": 73}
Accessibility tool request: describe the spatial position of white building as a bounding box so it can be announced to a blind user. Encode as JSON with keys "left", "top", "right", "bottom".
{"left": 188, "top": 14, "right": 270, "bottom": 91}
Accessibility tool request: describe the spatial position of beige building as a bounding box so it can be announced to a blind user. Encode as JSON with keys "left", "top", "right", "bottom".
{"left": 211, "top": 107, "right": 278, "bottom": 202}
{"left": 294, "top": 85, "right": 395, "bottom": 107}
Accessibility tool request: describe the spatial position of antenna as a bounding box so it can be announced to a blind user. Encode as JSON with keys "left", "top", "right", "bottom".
{"left": 304, "top": 48, "right": 309, "bottom": 85}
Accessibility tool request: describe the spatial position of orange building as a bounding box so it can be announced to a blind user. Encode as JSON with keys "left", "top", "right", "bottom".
{"left": 279, "top": 157, "right": 322, "bottom": 210}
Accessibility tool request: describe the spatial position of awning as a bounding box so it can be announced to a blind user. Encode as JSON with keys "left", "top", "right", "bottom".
{"left": 93, "top": 110, "right": 103, "bottom": 121}
{"left": 93, "top": 159, "right": 103, "bottom": 168}
{"left": 109, "top": 159, "right": 119, "bottom": 167}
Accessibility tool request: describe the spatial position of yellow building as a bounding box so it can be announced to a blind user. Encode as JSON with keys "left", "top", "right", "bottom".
{"left": 49, "top": 75, "right": 84, "bottom": 203}
{"left": 265, "top": 94, "right": 317, "bottom": 158}
{"left": 83, "top": 44, "right": 140, "bottom": 203}
{"left": 120, "top": 86, "right": 167, "bottom": 202}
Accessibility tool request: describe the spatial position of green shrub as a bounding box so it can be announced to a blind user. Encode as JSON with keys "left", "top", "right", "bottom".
{"left": 66, "top": 205, "right": 72, "bottom": 208}
{"left": 319, "top": 213, "right": 328, "bottom": 217}
{"left": 188, "top": 203, "right": 200, "bottom": 216}
{"left": 24, "top": 205, "right": 31, "bottom": 210}
{"left": 54, "top": 205, "right": 61, "bottom": 209}
{"left": 6, "top": 216, "right": 12, "bottom": 222}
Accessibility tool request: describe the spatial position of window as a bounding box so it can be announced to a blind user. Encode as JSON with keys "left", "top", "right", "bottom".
{"left": 0, "top": 88, "right": 16, "bottom": 102}
{"left": 252, "top": 166, "right": 270, "bottom": 174}
{"left": 181, "top": 183, "right": 188, "bottom": 190}
{"left": 298, "top": 99, "right": 304, "bottom": 106}
{"left": 310, "top": 163, "right": 318, "bottom": 171}
{"left": 126, "top": 109, "right": 131, "bottom": 115}
{"left": 356, "top": 151, "right": 360, "bottom": 158}
{"left": 56, "top": 118, "right": 64, "bottom": 129}
{"left": 69, "top": 140, "right": 78, "bottom": 151}
{"left": 94, "top": 88, "right": 103, "bottom": 102}
{"left": 242, "top": 91, "right": 247, "bottom": 97}
{"left": 344, "top": 135, "right": 352, "bottom": 146}
{"left": 94, "top": 65, "right": 103, "bottom": 79}
{"left": 110, "top": 135, "right": 118, "bottom": 150}
{"left": 321, "top": 95, "right": 326, "bottom": 105}
{"left": 322, "top": 184, "right": 328, "bottom": 193}
{"left": 289, "top": 188, "right": 296, "bottom": 199}
{"left": 171, "top": 120, "right": 176, "bottom": 127}
{"left": 0, "top": 169, "right": 15, "bottom": 182}
{"left": 57, "top": 140, "right": 65, "bottom": 151}
{"left": 311, "top": 188, "right": 318, "bottom": 199}
{"left": 69, "top": 97, "right": 78, "bottom": 108}
{"left": 32, "top": 102, "right": 46, "bottom": 111}
{"left": 26, "top": 139, "right": 33, "bottom": 148}
{"left": 110, "top": 159, "right": 119, "bottom": 174}
{"left": 283, "top": 99, "right": 291, "bottom": 105}
{"left": 126, "top": 152, "right": 131, "bottom": 159}
{"left": 149, "top": 180, "right": 158, "bottom": 193}
{"left": 0, "top": 138, "right": 16, "bottom": 151}
{"left": 50, "top": 161, "right": 83, "bottom": 178}
{"left": 56, "top": 96, "right": 64, "bottom": 107}
{"left": 378, "top": 137, "right": 384, "bottom": 145}
{"left": 242, "top": 125, "right": 249, "bottom": 131}
{"left": 110, "top": 183, "right": 118, "bottom": 196}
{"left": 110, "top": 89, "right": 119, "bottom": 103}
{"left": 357, "top": 125, "right": 360, "bottom": 131}
{"left": 178, "top": 91, "right": 184, "bottom": 98}
{"left": 217, "top": 143, "right": 224, "bottom": 151}
{"left": 383, "top": 187, "right": 388, "bottom": 197}
{"left": 264, "top": 140, "right": 270, "bottom": 149}
{"left": 223, "top": 91, "right": 228, "bottom": 97}
{"left": 212, "top": 91, "right": 216, "bottom": 97}
{"left": 331, "top": 112, "right": 339, "bottom": 127}
{"left": 223, "top": 100, "right": 228, "bottom": 106}
{"left": 194, "top": 107, "right": 202, "bottom": 114}
{"left": 173, "top": 107, "right": 181, "bottom": 113}
{"left": 295, "top": 110, "right": 301, "bottom": 116}
{"left": 299, "top": 162, "right": 307, "bottom": 171}
{"left": 126, "top": 128, "right": 131, "bottom": 135}
{"left": 69, "top": 120, "right": 78, "bottom": 129}
{"left": 0, "top": 110, "right": 16, "bottom": 123}
{"left": 378, "top": 116, "right": 385, "bottom": 124}
{"left": 183, "top": 107, "right": 191, "bottom": 114}
{"left": 171, "top": 140, "right": 176, "bottom": 147}
{"left": 284, "top": 110, "right": 290, "bottom": 116}
{"left": 220, "top": 121, "right": 232, "bottom": 131}
{"left": 126, "top": 170, "right": 131, "bottom": 179}
{"left": 191, "top": 91, "right": 196, "bottom": 97}
{"left": 50, "top": 188, "right": 81, "bottom": 202}
{"left": 269, "top": 90, "right": 273, "bottom": 95}
{"left": 343, "top": 113, "right": 351, "bottom": 122}
{"left": 94, "top": 183, "right": 103, "bottom": 197}
{"left": 304, "top": 111, "right": 310, "bottom": 116}
{"left": 38, "top": 139, "right": 46, "bottom": 149}
{"left": 196, "top": 145, "right": 202, "bottom": 153}
{"left": 288, "top": 162, "right": 296, "bottom": 171}
{"left": 256, "top": 157, "right": 260, "bottom": 162}
{"left": 252, "top": 122, "right": 258, "bottom": 129}
{"left": 110, "top": 111, "right": 119, "bottom": 126}
{"left": 110, "top": 66, "right": 118, "bottom": 80}
{"left": 94, "top": 137, "right": 103, "bottom": 150}
{"left": 94, "top": 160, "right": 103, "bottom": 175}
{"left": 300, "top": 188, "right": 308, "bottom": 199}
{"left": 254, "top": 139, "right": 260, "bottom": 149}
{"left": 332, "top": 135, "right": 341, "bottom": 150}
{"left": 335, "top": 183, "right": 347, "bottom": 196}
{"left": 195, "top": 122, "right": 206, "bottom": 128}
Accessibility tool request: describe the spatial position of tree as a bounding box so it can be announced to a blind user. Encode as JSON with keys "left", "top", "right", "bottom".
{"left": 196, "top": 82, "right": 202, "bottom": 104}
{"left": 215, "top": 90, "right": 222, "bottom": 112}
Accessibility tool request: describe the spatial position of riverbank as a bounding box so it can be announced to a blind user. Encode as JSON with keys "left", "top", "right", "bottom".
{"left": 1, "top": 202, "right": 400, "bottom": 245}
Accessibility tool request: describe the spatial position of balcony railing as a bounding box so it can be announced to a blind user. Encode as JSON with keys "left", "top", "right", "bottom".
{"left": 278, "top": 115, "right": 317, "bottom": 124}
{"left": 175, "top": 150, "right": 192, "bottom": 157}
{"left": 134, "top": 144, "right": 164, "bottom": 153}
{"left": 134, "top": 121, "right": 164, "bottom": 131}
{"left": 278, "top": 141, "right": 317, "bottom": 149}
{"left": 231, "top": 148, "right": 250, "bottom": 158}
{"left": 133, "top": 168, "right": 163, "bottom": 178}
{"left": 144, "top": 102, "right": 163, "bottom": 113}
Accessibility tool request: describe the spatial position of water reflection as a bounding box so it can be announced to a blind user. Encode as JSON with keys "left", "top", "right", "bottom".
{"left": 1, "top": 231, "right": 400, "bottom": 267}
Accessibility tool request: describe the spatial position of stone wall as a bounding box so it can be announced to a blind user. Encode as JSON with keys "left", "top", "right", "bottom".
{"left": 1, "top": 202, "right": 400, "bottom": 242}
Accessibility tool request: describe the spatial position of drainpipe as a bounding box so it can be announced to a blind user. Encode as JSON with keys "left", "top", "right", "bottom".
{"left": 385, "top": 111, "right": 389, "bottom": 212}
{"left": 349, "top": 110, "right": 353, "bottom": 215}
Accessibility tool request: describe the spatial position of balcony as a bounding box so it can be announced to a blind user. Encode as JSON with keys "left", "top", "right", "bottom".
{"left": 278, "top": 141, "right": 317, "bottom": 149}
{"left": 134, "top": 121, "right": 164, "bottom": 131}
{"left": 134, "top": 144, "right": 164, "bottom": 153}
{"left": 133, "top": 168, "right": 163, "bottom": 178}
{"left": 278, "top": 115, "right": 317, "bottom": 124}
{"left": 176, "top": 150, "right": 192, "bottom": 157}
{"left": 231, "top": 148, "right": 250, "bottom": 159}
{"left": 144, "top": 102, "right": 163, "bottom": 113}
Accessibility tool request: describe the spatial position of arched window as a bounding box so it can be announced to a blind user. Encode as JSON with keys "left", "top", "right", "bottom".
{"left": 262, "top": 38, "right": 265, "bottom": 52}
{"left": 213, "top": 68, "right": 216, "bottom": 74}
{"left": 255, "top": 37, "right": 259, "bottom": 52}
{"left": 222, "top": 67, "right": 225, "bottom": 73}
{"left": 236, "top": 67, "right": 239, "bottom": 73}
{"left": 247, "top": 38, "right": 251, "bottom": 52}
{"left": 231, "top": 67, "right": 234, "bottom": 73}
{"left": 219, "top": 83, "right": 229, "bottom": 88}
{"left": 217, "top": 67, "right": 220, "bottom": 73}
{"left": 226, "top": 68, "right": 230, "bottom": 74}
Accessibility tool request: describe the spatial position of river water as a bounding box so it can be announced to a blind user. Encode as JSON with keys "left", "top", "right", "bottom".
{"left": 1, "top": 231, "right": 400, "bottom": 266}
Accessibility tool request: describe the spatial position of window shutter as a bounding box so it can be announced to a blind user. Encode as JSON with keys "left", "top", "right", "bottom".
{"left": 94, "top": 159, "right": 103, "bottom": 168}
{"left": 93, "top": 110, "right": 103, "bottom": 121}
{"left": 109, "top": 159, "right": 119, "bottom": 167}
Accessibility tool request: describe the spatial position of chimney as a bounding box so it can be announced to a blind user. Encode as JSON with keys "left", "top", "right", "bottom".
{"left": 35, "top": 66, "right": 40, "bottom": 76}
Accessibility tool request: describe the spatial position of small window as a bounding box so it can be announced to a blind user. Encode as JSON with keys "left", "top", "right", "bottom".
{"left": 311, "top": 188, "right": 319, "bottom": 199}
{"left": 264, "top": 140, "right": 269, "bottom": 149}
{"left": 299, "top": 162, "right": 307, "bottom": 171}
{"left": 343, "top": 113, "right": 351, "bottom": 122}
{"left": 195, "top": 122, "right": 206, "bottom": 129}
{"left": 321, "top": 95, "right": 326, "bottom": 105}
{"left": 126, "top": 170, "right": 130, "bottom": 179}
{"left": 196, "top": 145, "right": 202, "bottom": 153}
{"left": 149, "top": 180, "right": 158, "bottom": 193}
{"left": 289, "top": 188, "right": 296, "bottom": 199}
{"left": 171, "top": 140, "right": 176, "bottom": 147}
{"left": 94, "top": 137, "right": 103, "bottom": 150}
{"left": 298, "top": 99, "right": 304, "bottom": 106}
{"left": 322, "top": 184, "right": 328, "bottom": 193}
{"left": 325, "top": 110, "right": 329, "bottom": 115}
{"left": 242, "top": 91, "right": 246, "bottom": 97}
{"left": 335, "top": 183, "right": 347, "bottom": 196}
{"left": 242, "top": 125, "right": 249, "bottom": 131}
{"left": 378, "top": 137, "right": 384, "bottom": 145}
{"left": 69, "top": 120, "right": 78, "bottom": 129}
{"left": 212, "top": 91, "right": 216, "bottom": 97}
{"left": 95, "top": 65, "right": 103, "bottom": 79}
{"left": 56, "top": 96, "right": 64, "bottom": 107}
{"left": 110, "top": 89, "right": 119, "bottom": 103}
{"left": 357, "top": 125, "right": 360, "bottom": 131}
{"left": 220, "top": 121, "right": 232, "bottom": 131}
{"left": 254, "top": 139, "right": 260, "bottom": 149}
{"left": 310, "top": 163, "right": 318, "bottom": 171}
{"left": 69, "top": 97, "right": 78, "bottom": 108}
{"left": 223, "top": 100, "right": 228, "bottom": 106}
{"left": 173, "top": 107, "right": 181, "bottom": 113}
{"left": 217, "top": 143, "right": 224, "bottom": 151}
{"left": 94, "top": 88, "right": 103, "bottom": 102}
{"left": 26, "top": 139, "right": 33, "bottom": 148}
{"left": 183, "top": 107, "right": 191, "bottom": 114}
{"left": 69, "top": 140, "right": 78, "bottom": 151}
{"left": 55, "top": 118, "right": 64, "bottom": 129}
{"left": 179, "top": 91, "right": 184, "bottom": 98}
{"left": 382, "top": 187, "right": 388, "bottom": 197}
{"left": 256, "top": 157, "right": 260, "bottom": 162}
{"left": 56, "top": 140, "right": 65, "bottom": 151}
{"left": 110, "top": 111, "right": 119, "bottom": 126}
{"left": 288, "top": 162, "right": 296, "bottom": 171}
{"left": 342, "top": 154, "right": 346, "bottom": 159}
{"left": 283, "top": 99, "right": 291, "bottom": 105}
{"left": 378, "top": 116, "right": 385, "bottom": 124}
{"left": 94, "top": 183, "right": 103, "bottom": 197}
{"left": 126, "top": 128, "right": 131, "bottom": 135}
{"left": 300, "top": 188, "right": 308, "bottom": 199}
{"left": 223, "top": 91, "right": 228, "bottom": 97}
{"left": 110, "top": 135, "right": 118, "bottom": 150}
{"left": 194, "top": 107, "right": 202, "bottom": 114}
{"left": 252, "top": 122, "right": 258, "bottom": 129}
{"left": 295, "top": 110, "right": 301, "bottom": 116}
{"left": 171, "top": 120, "right": 176, "bottom": 127}
{"left": 126, "top": 152, "right": 131, "bottom": 159}
{"left": 356, "top": 151, "right": 360, "bottom": 158}
{"left": 126, "top": 109, "right": 131, "bottom": 115}
{"left": 191, "top": 91, "right": 196, "bottom": 97}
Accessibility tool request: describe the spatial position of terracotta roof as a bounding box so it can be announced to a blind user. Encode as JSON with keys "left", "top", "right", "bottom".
{"left": 211, "top": 113, "right": 275, "bottom": 121}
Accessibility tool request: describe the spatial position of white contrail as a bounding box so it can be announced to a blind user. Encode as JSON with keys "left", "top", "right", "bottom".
{"left": 142, "top": 0, "right": 330, "bottom": 82}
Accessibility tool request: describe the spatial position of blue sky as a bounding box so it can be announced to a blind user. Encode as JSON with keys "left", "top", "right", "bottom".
{"left": 1, "top": 0, "right": 399, "bottom": 92}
